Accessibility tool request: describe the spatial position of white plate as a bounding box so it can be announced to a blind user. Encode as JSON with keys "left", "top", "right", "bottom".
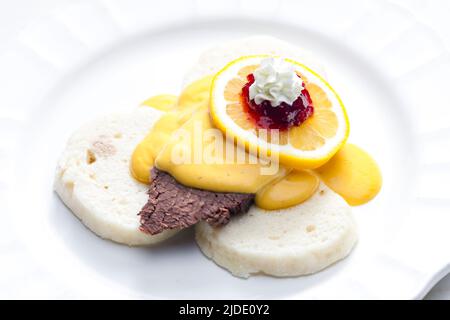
{"left": 1, "top": 0, "right": 449, "bottom": 299}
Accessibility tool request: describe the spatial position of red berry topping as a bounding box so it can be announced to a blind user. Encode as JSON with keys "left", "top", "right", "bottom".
{"left": 241, "top": 74, "right": 314, "bottom": 130}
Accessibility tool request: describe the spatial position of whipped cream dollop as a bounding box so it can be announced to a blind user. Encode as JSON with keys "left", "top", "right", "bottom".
{"left": 249, "top": 57, "right": 304, "bottom": 107}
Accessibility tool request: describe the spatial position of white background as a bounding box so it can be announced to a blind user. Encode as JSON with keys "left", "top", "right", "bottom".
{"left": 0, "top": 0, "right": 448, "bottom": 300}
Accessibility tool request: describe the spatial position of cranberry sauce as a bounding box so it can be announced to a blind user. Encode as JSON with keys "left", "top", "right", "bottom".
{"left": 241, "top": 74, "right": 314, "bottom": 130}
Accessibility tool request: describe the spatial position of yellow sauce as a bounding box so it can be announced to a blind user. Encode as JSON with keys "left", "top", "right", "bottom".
{"left": 155, "top": 110, "right": 287, "bottom": 194}
{"left": 141, "top": 94, "right": 178, "bottom": 111}
{"left": 255, "top": 170, "right": 319, "bottom": 210}
{"left": 316, "top": 143, "right": 382, "bottom": 205}
{"left": 131, "top": 76, "right": 214, "bottom": 183}
{"left": 130, "top": 112, "right": 181, "bottom": 183}
{"left": 177, "top": 75, "right": 214, "bottom": 110}
{"left": 131, "top": 75, "right": 382, "bottom": 210}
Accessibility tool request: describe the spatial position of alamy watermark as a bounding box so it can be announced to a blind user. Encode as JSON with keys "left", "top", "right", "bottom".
{"left": 168, "top": 119, "right": 282, "bottom": 175}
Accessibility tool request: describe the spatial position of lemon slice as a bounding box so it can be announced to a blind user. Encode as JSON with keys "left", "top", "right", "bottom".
{"left": 210, "top": 55, "right": 349, "bottom": 169}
